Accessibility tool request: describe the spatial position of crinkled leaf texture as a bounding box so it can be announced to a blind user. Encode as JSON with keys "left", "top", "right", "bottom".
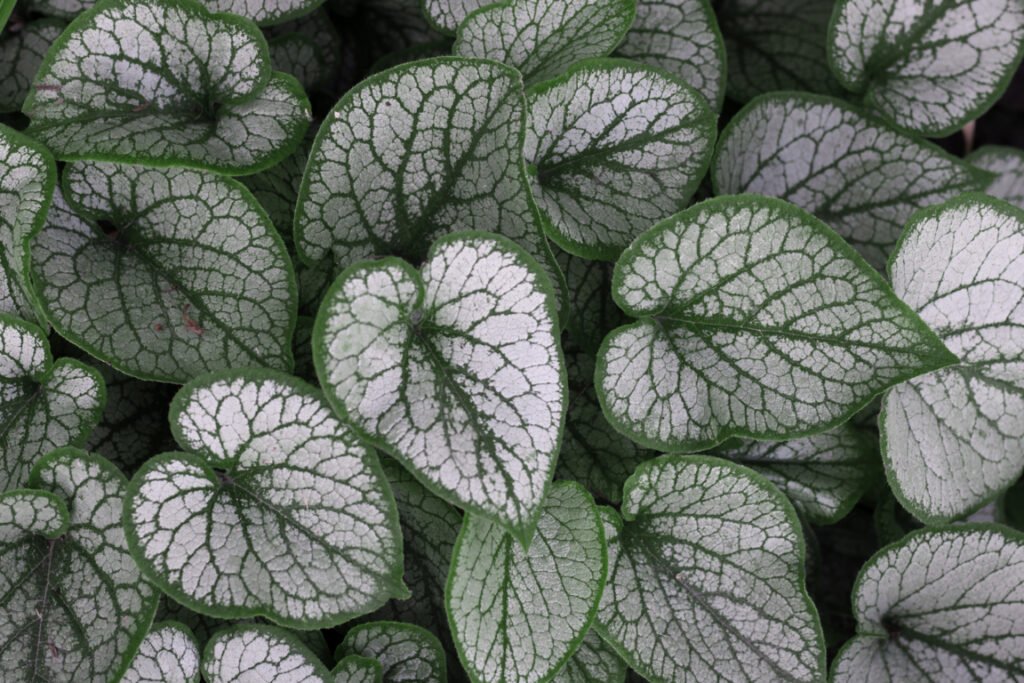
{"left": 266, "top": 10, "right": 342, "bottom": 92}
{"left": 202, "top": 625, "right": 333, "bottom": 683}
{"left": 28, "top": 162, "right": 297, "bottom": 383}
{"left": 314, "top": 232, "right": 566, "bottom": 543}
{"left": 827, "top": 0, "right": 1024, "bottom": 136}
{"left": 333, "top": 655, "right": 383, "bottom": 683}
{"left": 447, "top": 481, "right": 606, "bottom": 683}
{"left": 453, "top": 0, "right": 636, "bottom": 86}
{"left": 552, "top": 629, "right": 626, "bottom": 683}
{"left": 882, "top": 195, "right": 1024, "bottom": 523}
{"left": 712, "top": 93, "right": 992, "bottom": 269}
{"left": 970, "top": 145, "right": 1024, "bottom": 210}
{"left": 24, "top": 0, "right": 311, "bottom": 174}
{"left": 423, "top": 0, "right": 489, "bottom": 34}
{"left": 832, "top": 525, "right": 1024, "bottom": 682}
{"left": 525, "top": 58, "right": 716, "bottom": 260}
{"left": 0, "top": 19, "right": 65, "bottom": 114}
{"left": 338, "top": 621, "right": 446, "bottom": 683}
{"left": 0, "top": 448, "right": 160, "bottom": 683}
{"left": 615, "top": 0, "right": 726, "bottom": 110}
{"left": 122, "top": 622, "right": 200, "bottom": 683}
{"left": 124, "top": 369, "right": 407, "bottom": 628}
{"left": 0, "top": 314, "right": 105, "bottom": 491}
{"left": 595, "top": 455, "right": 825, "bottom": 683}
{"left": 596, "top": 195, "right": 955, "bottom": 451}
{"left": 294, "top": 56, "right": 564, "bottom": 310}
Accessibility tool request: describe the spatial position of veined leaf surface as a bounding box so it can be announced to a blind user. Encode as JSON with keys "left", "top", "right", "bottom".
{"left": 202, "top": 625, "right": 333, "bottom": 683}
{"left": 122, "top": 622, "right": 201, "bottom": 683}
{"left": 333, "top": 655, "right": 383, "bottom": 683}
{"left": 552, "top": 629, "right": 626, "bottom": 683}
{"left": 338, "top": 621, "right": 446, "bottom": 683}
{"left": 970, "top": 145, "right": 1024, "bottom": 210}
{"left": 0, "top": 19, "right": 65, "bottom": 114}
{"left": 266, "top": 10, "right": 342, "bottom": 91}
{"left": 423, "top": 0, "right": 488, "bottom": 34}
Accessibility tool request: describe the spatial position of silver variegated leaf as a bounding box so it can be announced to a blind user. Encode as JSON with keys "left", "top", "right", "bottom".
{"left": 970, "top": 144, "right": 1024, "bottom": 210}
{"left": 122, "top": 622, "right": 201, "bottom": 683}
{"left": 202, "top": 625, "right": 333, "bottom": 683}
{"left": 338, "top": 621, "right": 446, "bottom": 683}
{"left": 0, "top": 19, "right": 65, "bottom": 114}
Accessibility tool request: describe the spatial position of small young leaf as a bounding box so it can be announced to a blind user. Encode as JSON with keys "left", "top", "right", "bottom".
{"left": 338, "top": 621, "right": 446, "bottom": 683}
{"left": 333, "top": 655, "right": 383, "bottom": 683}
{"left": 712, "top": 92, "right": 992, "bottom": 268}
{"left": 597, "top": 195, "right": 956, "bottom": 451}
{"left": 453, "top": 0, "right": 636, "bottom": 86}
{"left": 122, "top": 622, "right": 201, "bottom": 683}
{"left": 29, "top": 163, "right": 297, "bottom": 383}
{"left": 314, "top": 232, "right": 565, "bottom": 543}
{"left": 0, "top": 448, "right": 160, "bottom": 683}
{"left": 970, "top": 144, "right": 1024, "bottom": 209}
{"left": 0, "top": 313, "right": 105, "bottom": 491}
{"left": 267, "top": 10, "right": 342, "bottom": 92}
{"left": 423, "top": 0, "right": 488, "bottom": 34}
{"left": 882, "top": 195, "right": 1024, "bottom": 523}
{"left": 202, "top": 625, "right": 333, "bottom": 683}
{"left": 0, "top": 19, "right": 65, "bottom": 114}
{"left": 124, "top": 369, "right": 406, "bottom": 628}
{"left": 827, "top": 0, "right": 1024, "bottom": 136}
{"left": 557, "top": 250, "right": 625, "bottom": 355}
{"left": 714, "top": 425, "right": 878, "bottom": 525}
{"left": 24, "top": 0, "right": 311, "bottom": 174}
{"left": 831, "top": 526, "right": 1024, "bottom": 682}
{"left": 525, "top": 59, "right": 716, "bottom": 260}
{"left": 595, "top": 455, "right": 825, "bottom": 683}
{"left": 552, "top": 629, "right": 626, "bottom": 683}
{"left": 447, "top": 481, "right": 606, "bottom": 683}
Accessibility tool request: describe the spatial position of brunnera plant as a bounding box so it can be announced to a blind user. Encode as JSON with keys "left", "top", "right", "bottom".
{"left": 0, "top": 0, "right": 1022, "bottom": 681}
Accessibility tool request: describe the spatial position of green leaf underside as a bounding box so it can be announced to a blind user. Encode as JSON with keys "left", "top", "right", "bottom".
{"left": 0, "top": 123, "right": 54, "bottom": 323}
{"left": 556, "top": 250, "right": 627, "bottom": 355}
{"left": 832, "top": 526, "right": 1024, "bottom": 682}
{"left": 882, "top": 195, "right": 1024, "bottom": 523}
{"left": 970, "top": 145, "right": 1024, "bottom": 210}
{"left": 313, "top": 233, "right": 565, "bottom": 542}
{"left": 0, "top": 449, "right": 159, "bottom": 683}
{"left": 0, "top": 19, "right": 66, "bottom": 114}
{"left": 266, "top": 10, "right": 342, "bottom": 91}
{"left": 423, "top": 0, "right": 489, "bottom": 34}
{"left": 0, "top": 0, "right": 13, "bottom": 31}
{"left": 595, "top": 455, "right": 825, "bottom": 683}
{"left": 24, "top": 0, "right": 311, "bottom": 174}
{"left": 552, "top": 629, "right": 626, "bottom": 683}
{"left": 339, "top": 621, "right": 446, "bottom": 683}
{"left": 29, "top": 163, "right": 296, "bottom": 383}
{"left": 525, "top": 59, "right": 716, "bottom": 260}
{"left": 333, "top": 655, "right": 383, "bottom": 683}
{"left": 711, "top": 92, "right": 991, "bottom": 269}
{"left": 122, "top": 622, "right": 200, "bottom": 683}
{"left": 597, "top": 194, "right": 955, "bottom": 451}
{"left": 715, "top": 424, "right": 878, "bottom": 525}
{"left": 453, "top": 0, "right": 636, "bottom": 86}
{"left": 202, "top": 625, "right": 333, "bottom": 683}
{"left": 615, "top": 0, "right": 726, "bottom": 110}
{"left": 718, "top": 0, "right": 842, "bottom": 102}
{"left": 447, "top": 481, "right": 606, "bottom": 683}
{"left": 0, "top": 314, "right": 105, "bottom": 491}
{"left": 124, "top": 369, "right": 406, "bottom": 628}
{"left": 827, "top": 0, "right": 1024, "bottom": 136}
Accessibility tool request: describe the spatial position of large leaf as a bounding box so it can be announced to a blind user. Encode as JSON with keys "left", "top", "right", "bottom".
{"left": 595, "top": 455, "right": 825, "bottom": 683}
{"left": 0, "top": 448, "right": 160, "bottom": 683}
{"left": 333, "top": 656, "right": 383, "bottom": 683}
{"left": 24, "top": 0, "right": 311, "bottom": 174}
{"left": 831, "top": 525, "right": 1024, "bottom": 682}
{"left": 525, "top": 58, "right": 715, "bottom": 260}
{"left": 882, "top": 195, "right": 1024, "bottom": 523}
{"left": 124, "top": 369, "right": 406, "bottom": 628}
{"left": 827, "top": 0, "right": 1024, "bottom": 136}
{"left": 28, "top": 0, "right": 326, "bottom": 23}
{"left": 294, "top": 57, "right": 564, "bottom": 309}
{"left": 122, "top": 622, "right": 200, "bottom": 683}
{"left": 615, "top": 0, "right": 725, "bottom": 110}
{"left": 970, "top": 144, "right": 1024, "bottom": 210}
{"left": 422, "top": 0, "right": 488, "bottom": 34}
{"left": 552, "top": 629, "right": 626, "bottom": 683}
{"left": 0, "top": 19, "right": 65, "bottom": 114}
{"left": 596, "top": 195, "right": 955, "bottom": 451}
{"left": 452, "top": 0, "right": 636, "bottom": 86}
{"left": 447, "top": 481, "right": 606, "bottom": 683}
{"left": 313, "top": 232, "right": 565, "bottom": 543}
{"left": 712, "top": 92, "right": 992, "bottom": 268}
{"left": 202, "top": 625, "right": 333, "bottom": 683}
{"left": 337, "top": 621, "right": 446, "bottom": 683}
{"left": 0, "top": 313, "right": 105, "bottom": 491}
{"left": 29, "top": 162, "right": 296, "bottom": 383}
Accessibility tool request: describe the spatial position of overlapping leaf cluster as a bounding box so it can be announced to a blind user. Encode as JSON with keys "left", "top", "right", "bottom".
{"left": 1, "top": 0, "right": 1023, "bottom": 681}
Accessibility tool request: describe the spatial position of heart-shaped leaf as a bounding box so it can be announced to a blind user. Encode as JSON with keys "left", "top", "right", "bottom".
{"left": 453, "top": 0, "right": 636, "bottom": 86}
{"left": 525, "top": 59, "right": 716, "bottom": 260}
{"left": 314, "top": 232, "right": 566, "bottom": 543}
{"left": 333, "top": 655, "right": 383, "bottom": 683}
{"left": 124, "top": 369, "right": 407, "bottom": 628}
{"left": 595, "top": 455, "right": 825, "bottom": 683}
{"left": 0, "top": 19, "right": 64, "bottom": 114}
{"left": 122, "top": 622, "right": 201, "bottom": 683}
{"left": 597, "top": 195, "right": 955, "bottom": 451}
{"left": 423, "top": 0, "right": 488, "bottom": 34}
{"left": 827, "top": 0, "right": 1024, "bottom": 136}
{"left": 831, "top": 525, "right": 1024, "bottom": 682}
{"left": 712, "top": 93, "right": 992, "bottom": 269}
{"left": 267, "top": 10, "right": 342, "bottom": 92}
{"left": 447, "top": 481, "right": 606, "bottom": 683}
{"left": 337, "top": 621, "right": 446, "bottom": 683}
{"left": 0, "top": 448, "right": 160, "bottom": 683}
{"left": 295, "top": 57, "right": 563, "bottom": 307}
{"left": 552, "top": 629, "right": 626, "bottom": 683}
{"left": 24, "top": 0, "right": 311, "bottom": 174}
{"left": 970, "top": 145, "right": 1024, "bottom": 210}
{"left": 714, "top": 425, "right": 878, "bottom": 525}
{"left": 0, "top": 314, "right": 105, "bottom": 491}
{"left": 616, "top": 0, "right": 726, "bottom": 110}
{"left": 28, "top": 162, "right": 297, "bottom": 383}
{"left": 202, "top": 625, "right": 333, "bottom": 683}
{"left": 881, "top": 195, "right": 1024, "bottom": 523}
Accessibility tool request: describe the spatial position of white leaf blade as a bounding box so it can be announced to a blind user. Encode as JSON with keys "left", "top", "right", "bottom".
{"left": 122, "top": 622, "right": 201, "bottom": 683}
{"left": 0, "top": 19, "right": 65, "bottom": 114}
{"left": 552, "top": 629, "right": 626, "bottom": 683}
{"left": 202, "top": 625, "right": 333, "bottom": 683}
{"left": 338, "top": 621, "right": 446, "bottom": 683}
{"left": 332, "top": 655, "right": 383, "bottom": 683}
{"left": 970, "top": 145, "right": 1024, "bottom": 210}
